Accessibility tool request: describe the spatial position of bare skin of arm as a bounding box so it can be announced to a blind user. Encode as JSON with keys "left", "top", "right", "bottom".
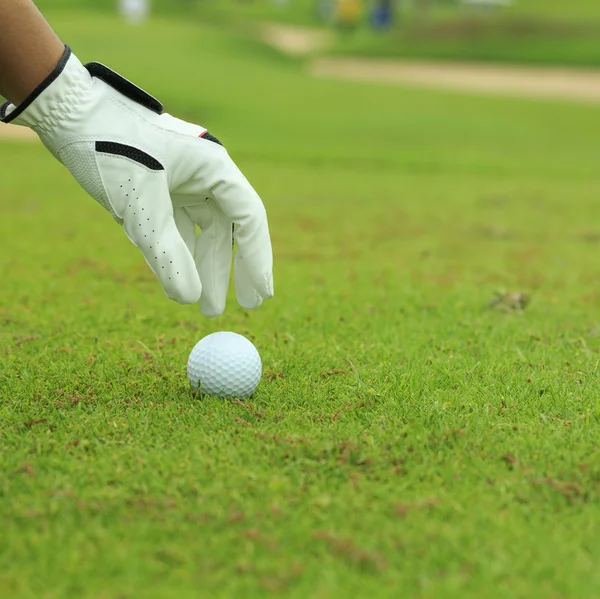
{"left": 0, "top": 0, "right": 64, "bottom": 104}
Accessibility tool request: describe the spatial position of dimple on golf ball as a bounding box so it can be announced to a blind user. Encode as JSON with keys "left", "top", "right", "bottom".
{"left": 187, "top": 332, "right": 262, "bottom": 398}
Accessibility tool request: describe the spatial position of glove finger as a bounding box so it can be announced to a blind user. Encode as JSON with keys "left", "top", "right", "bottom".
{"left": 193, "top": 141, "right": 274, "bottom": 301}
{"left": 234, "top": 251, "right": 263, "bottom": 310}
{"left": 173, "top": 206, "right": 196, "bottom": 257}
{"left": 98, "top": 154, "right": 201, "bottom": 304}
{"left": 185, "top": 204, "right": 233, "bottom": 318}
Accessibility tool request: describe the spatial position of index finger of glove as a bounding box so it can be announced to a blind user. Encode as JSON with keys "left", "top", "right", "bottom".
{"left": 97, "top": 154, "right": 202, "bottom": 304}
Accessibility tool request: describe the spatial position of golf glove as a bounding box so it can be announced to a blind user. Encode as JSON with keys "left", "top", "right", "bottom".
{"left": 1, "top": 46, "right": 274, "bottom": 316}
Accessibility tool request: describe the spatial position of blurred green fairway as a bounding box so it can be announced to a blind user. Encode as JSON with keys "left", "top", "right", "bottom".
{"left": 31, "top": 0, "right": 600, "bottom": 66}
{"left": 3, "top": 11, "right": 600, "bottom": 599}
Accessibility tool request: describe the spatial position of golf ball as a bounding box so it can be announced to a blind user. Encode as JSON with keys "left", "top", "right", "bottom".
{"left": 187, "top": 332, "right": 262, "bottom": 398}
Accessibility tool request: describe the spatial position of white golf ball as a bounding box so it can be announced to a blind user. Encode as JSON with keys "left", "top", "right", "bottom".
{"left": 187, "top": 332, "right": 262, "bottom": 398}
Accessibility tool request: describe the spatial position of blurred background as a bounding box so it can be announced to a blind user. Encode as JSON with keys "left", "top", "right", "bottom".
{"left": 32, "top": 0, "right": 600, "bottom": 66}
{"left": 6, "top": 0, "right": 600, "bottom": 317}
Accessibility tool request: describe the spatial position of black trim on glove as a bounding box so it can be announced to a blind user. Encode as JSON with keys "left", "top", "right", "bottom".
{"left": 96, "top": 141, "right": 164, "bottom": 170}
{"left": 200, "top": 132, "right": 223, "bottom": 147}
{"left": 85, "top": 62, "right": 163, "bottom": 115}
{"left": 0, "top": 45, "right": 72, "bottom": 123}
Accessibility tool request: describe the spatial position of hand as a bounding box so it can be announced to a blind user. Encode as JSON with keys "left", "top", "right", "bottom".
{"left": 1, "top": 46, "right": 274, "bottom": 317}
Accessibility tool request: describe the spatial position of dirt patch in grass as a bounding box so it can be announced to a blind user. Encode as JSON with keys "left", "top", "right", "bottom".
{"left": 258, "top": 22, "right": 600, "bottom": 104}
{"left": 260, "top": 23, "right": 332, "bottom": 56}
{"left": 310, "top": 57, "right": 600, "bottom": 104}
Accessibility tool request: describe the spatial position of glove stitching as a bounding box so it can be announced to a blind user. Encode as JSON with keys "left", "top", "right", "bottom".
{"left": 59, "top": 135, "right": 154, "bottom": 150}
{"left": 33, "top": 70, "right": 91, "bottom": 136}
{"left": 106, "top": 95, "right": 201, "bottom": 145}
{"left": 206, "top": 200, "right": 221, "bottom": 313}
{"left": 106, "top": 96, "right": 220, "bottom": 150}
{"left": 193, "top": 199, "right": 230, "bottom": 316}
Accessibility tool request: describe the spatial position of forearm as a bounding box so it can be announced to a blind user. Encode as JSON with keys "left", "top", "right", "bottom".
{"left": 0, "top": 0, "right": 64, "bottom": 104}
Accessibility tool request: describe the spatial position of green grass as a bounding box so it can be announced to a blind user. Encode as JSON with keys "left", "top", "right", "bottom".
{"left": 33, "top": 0, "right": 600, "bottom": 66}
{"left": 512, "top": 0, "right": 600, "bottom": 20}
{"left": 3, "top": 11, "right": 600, "bottom": 598}
{"left": 187, "top": 0, "right": 600, "bottom": 67}
{"left": 34, "top": 0, "right": 600, "bottom": 22}
{"left": 330, "top": 15, "right": 600, "bottom": 66}
{"left": 34, "top": 0, "right": 324, "bottom": 25}
{"left": 323, "top": 0, "right": 600, "bottom": 66}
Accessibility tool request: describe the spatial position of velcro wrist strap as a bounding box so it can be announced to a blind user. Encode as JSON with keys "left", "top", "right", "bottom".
{"left": 84, "top": 62, "right": 163, "bottom": 115}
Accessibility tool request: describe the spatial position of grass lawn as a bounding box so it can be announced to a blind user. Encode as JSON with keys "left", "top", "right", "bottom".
{"left": 190, "top": 0, "right": 600, "bottom": 67}
{"left": 191, "top": 0, "right": 600, "bottom": 67}
{"left": 32, "top": 0, "right": 600, "bottom": 66}
{"left": 3, "top": 11, "right": 600, "bottom": 599}
{"left": 330, "top": 16, "right": 600, "bottom": 66}
{"left": 327, "top": 0, "right": 600, "bottom": 67}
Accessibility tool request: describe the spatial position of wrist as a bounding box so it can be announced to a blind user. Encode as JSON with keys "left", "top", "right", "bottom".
{"left": 1, "top": 46, "right": 92, "bottom": 133}
{"left": 14, "top": 45, "right": 65, "bottom": 105}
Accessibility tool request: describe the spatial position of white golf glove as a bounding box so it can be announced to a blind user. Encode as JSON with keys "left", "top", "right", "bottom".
{"left": 1, "top": 46, "right": 274, "bottom": 316}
